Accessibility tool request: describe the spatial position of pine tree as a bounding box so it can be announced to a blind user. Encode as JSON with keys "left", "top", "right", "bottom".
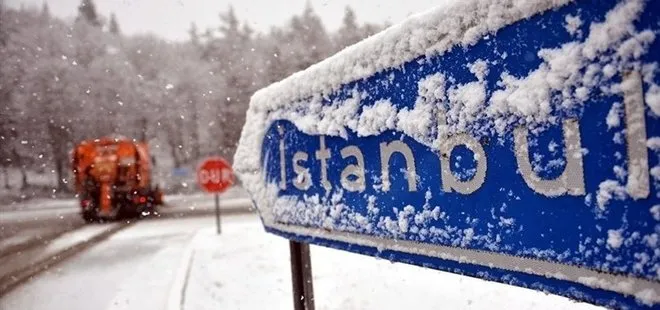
{"left": 287, "top": 2, "right": 332, "bottom": 70}
{"left": 188, "top": 22, "right": 199, "bottom": 47}
{"left": 77, "top": 0, "right": 100, "bottom": 27}
{"left": 109, "top": 13, "right": 120, "bottom": 34}
{"left": 40, "top": 1, "right": 50, "bottom": 21}
{"left": 0, "top": 0, "right": 6, "bottom": 47}
{"left": 218, "top": 6, "right": 240, "bottom": 39}
{"left": 335, "top": 6, "right": 362, "bottom": 49}
{"left": 198, "top": 5, "right": 257, "bottom": 158}
{"left": 265, "top": 44, "right": 287, "bottom": 83}
{"left": 342, "top": 6, "right": 358, "bottom": 32}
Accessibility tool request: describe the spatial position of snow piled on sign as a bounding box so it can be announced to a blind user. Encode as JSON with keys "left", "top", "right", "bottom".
{"left": 564, "top": 14, "right": 583, "bottom": 36}
{"left": 246, "top": 0, "right": 572, "bottom": 116}
{"left": 357, "top": 99, "right": 397, "bottom": 136}
{"left": 236, "top": 0, "right": 657, "bottom": 213}
{"left": 398, "top": 73, "right": 445, "bottom": 144}
{"left": 237, "top": 0, "right": 657, "bottom": 171}
{"left": 487, "top": 1, "right": 655, "bottom": 137}
{"left": 608, "top": 229, "right": 625, "bottom": 249}
{"left": 236, "top": 0, "right": 575, "bottom": 181}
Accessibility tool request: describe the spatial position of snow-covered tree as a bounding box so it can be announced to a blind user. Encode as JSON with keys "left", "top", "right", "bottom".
{"left": 77, "top": 0, "right": 101, "bottom": 27}
{"left": 334, "top": 6, "right": 362, "bottom": 50}
{"left": 285, "top": 3, "right": 333, "bottom": 71}
{"left": 188, "top": 22, "right": 200, "bottom": 47}
{"left": 198, "top": 6, "right": 259, "bottom": 159}
{"left": 0, "top": 7, "right": 43, "bottom": 190}
{"left": 0, "top": 2, "right": 385, "bottom": 195}
{"left": 333, "top": 6, "right": 384, "bottom": 51}
{"left": 40, "top": 1, "right": 50, "bottom": 21}
{"left": 108, "top": 13, "right": 120, "bottom": 35}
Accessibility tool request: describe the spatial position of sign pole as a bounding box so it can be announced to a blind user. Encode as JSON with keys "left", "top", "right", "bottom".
{"left": 289, "top": 240, "right": 314, "bottom": 310}
{"left": 197, "top": 157, "right": 232, "bottom": 235}
{"left": 215, "top": 193, "right": 221, "bottom": 234}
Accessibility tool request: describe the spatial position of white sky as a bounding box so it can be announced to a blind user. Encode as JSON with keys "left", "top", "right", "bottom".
{"left": 7, "top": 0, "right": 447, "bottom": 41}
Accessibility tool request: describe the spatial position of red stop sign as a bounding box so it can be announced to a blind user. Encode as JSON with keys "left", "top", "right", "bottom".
{"left": 197, "top": 157, "right": 234, "bottom": 193}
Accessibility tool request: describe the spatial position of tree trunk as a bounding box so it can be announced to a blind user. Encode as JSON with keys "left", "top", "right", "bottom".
{"left": 166, "top": 130, "right": 182, "bottom": 168}
{"left": 139, "top": 117, "right": 148, "bottom": 142}
{"left": 190, "top": 99, "right": 200, "bottom": 161}
{"left": 175, "top": 117, "right": 191, "bottom": 164}
{"left": 170, "top": 147, "right": 181, "bottom": 168}
{"left": 12, "top": 148, "right": 28, "bottom": 190}
{"left": 54, "top": 157, "right": 66, "bottom": 191}
{"left": 47, "top": 122, "right": 69, "bottom": 192}
{"left": 2, "top": 165, "right": 10, "bottom": 189}
{"left": 19, "top": 165, "right": 28, "bottom": 190}
{"left": 172, "top": 146, "right": 181, "bottom": 168}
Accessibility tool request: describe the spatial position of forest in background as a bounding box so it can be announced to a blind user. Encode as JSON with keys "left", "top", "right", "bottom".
{"left": 0, "top": 0, "right": 383, "bottom": 197}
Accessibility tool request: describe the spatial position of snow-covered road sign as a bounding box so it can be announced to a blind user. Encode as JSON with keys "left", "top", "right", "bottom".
{"left": 235, "top": 0, "right": 660, "bottom": 307}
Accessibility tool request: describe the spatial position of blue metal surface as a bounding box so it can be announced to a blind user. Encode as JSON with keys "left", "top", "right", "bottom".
{"left": 172, "top": 167, "right": 191, "bottom": 177}
{"left": 255, "top": 0, "right": 660, "bottom": 308}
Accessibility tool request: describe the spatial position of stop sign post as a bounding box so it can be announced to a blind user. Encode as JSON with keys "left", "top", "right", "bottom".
{"left": 197, "top": 157, "right": 234, "bottom": 234}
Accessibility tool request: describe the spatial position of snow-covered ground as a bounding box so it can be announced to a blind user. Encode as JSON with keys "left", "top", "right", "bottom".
{"left": 1, "top": 214, "right": 604, "bottom": 310}
{"left": 185, "top": 216, "right": 602, "bottom": 310}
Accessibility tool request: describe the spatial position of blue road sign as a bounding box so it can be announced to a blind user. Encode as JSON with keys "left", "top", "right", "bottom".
{"left": 235, "top": 0, "right": 660, "bottom": 308}
{"left": 172, "top": 167, "right": 191, "bottom": 177}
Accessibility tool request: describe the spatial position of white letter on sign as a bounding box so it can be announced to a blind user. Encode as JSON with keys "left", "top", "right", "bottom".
{"left": 279, "top": 126, "right": 287, "bottom": 190}
{"left": 380, "top": 141, "right": 417, "bottom": 192}
{"left": 199, "top": 170, "right": 209, "bottom": 184}
{"left": 200, "top": 169, "right": 220, "bottom": 184}
{"left": 315, "top": 136, "right": 332, "bottom": 191}
{"left": 222, "top": 168, "right": 232, "bottom": 182}
{"left": 340, "top": 146, "right": 366, "bottom": 192}
{"left": 211, "top": 169, "right": 221, "bottom": 183}
{"left": 622, "top": 70, "right": 649, "bottom": 199}
{"left": 439, "top": 133, "right": 487, "bottom": 195}
{"left": 293, "top": 152, "right": 311, "bottom": 190}
{"left": 514, "top": 119, "right": 585, "bottom": 197}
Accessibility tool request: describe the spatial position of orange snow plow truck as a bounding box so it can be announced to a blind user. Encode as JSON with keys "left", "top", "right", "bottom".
{"left": 72, "top": 136, "right": 163, "bottom": 222}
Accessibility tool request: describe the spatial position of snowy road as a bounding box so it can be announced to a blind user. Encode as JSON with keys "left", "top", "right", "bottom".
{"left": 0, "top": 216, "right": 215, "bottom": 310}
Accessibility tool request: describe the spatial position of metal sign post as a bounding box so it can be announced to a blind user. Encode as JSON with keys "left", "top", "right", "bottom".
{"left": 215, "top": 193, "right": 221, "bottom": 234}
{"left": 197, "top": 156, "right": 233, "bottom": 235}
{"left": 289, "top": 240, "right": 314, "bottom": 310}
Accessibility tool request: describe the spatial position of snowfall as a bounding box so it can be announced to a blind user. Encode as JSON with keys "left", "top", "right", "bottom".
{"left": 1, "top": 0, "right": 658, "bottom": 308}
{"left": 1, "top": 214, "right": 603, "bottom": 310}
